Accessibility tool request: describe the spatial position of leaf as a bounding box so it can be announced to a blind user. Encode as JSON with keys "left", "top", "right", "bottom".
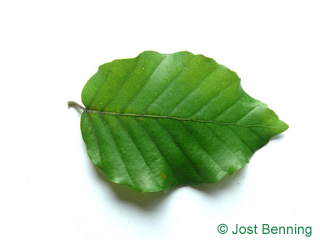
{"left": 69, "top": 51, "right": 288, "bottom": 193}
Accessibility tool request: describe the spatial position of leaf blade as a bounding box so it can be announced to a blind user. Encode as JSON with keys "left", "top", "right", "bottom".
{"left": 79, "top": 51, "right": 288, "bottom": 192}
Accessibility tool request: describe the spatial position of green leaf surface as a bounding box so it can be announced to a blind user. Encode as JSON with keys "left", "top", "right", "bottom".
{"left": 71, "top": 51, "right": 288, "bottom": 193}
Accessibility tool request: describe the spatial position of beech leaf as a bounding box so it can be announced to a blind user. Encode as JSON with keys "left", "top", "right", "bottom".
{"left": 68, "top": 51, "right": 288, "bottom": 192}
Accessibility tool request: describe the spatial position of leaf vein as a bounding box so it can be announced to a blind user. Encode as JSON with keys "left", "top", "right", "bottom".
{"left": 86, "top": 112, "right": 102, "bottom": 163}
{"left": 84, "top": 110, "right": 280, "bottom": 129}
{"left": 115, "top": 115, "right": 162, "bottom": 188}
{"left": 140, "top": 55, "right": 197, "bottom": 114}
{"left": 210, "top": 98, "right": 241, "bottom": 121}
{"left": 230, "top": 106, "right": 266, "bottom": 141}
{"left": 234, "top": 106, "right": 259, "bottom": 123}
{"left": 155, "top": 118, "right": 204, "bottom": 182}
{"left": 134, "top": 117, "right": 179, "bottom": 184}
{"left": 101, "top": 55, "right": 142, "bottom": 111}
{"left": 227, "top": 126, "right": 254, "bottom": 153}
{"left": 99, "top": 114, "right": 135, "bottom": 185}
{"left": 121, "top": 56, "right": 167, "bottom": 112}
{"left": 168, "top": 65, "right": 221, "bottom": 116}
{"left": 87, "top": 66, "right": 114, "bottom": 109}
{"left": 205, "top": 123, "right": 247, "bottom": 163}
{"left": 190, "top": 76, "right": 238, "bottom": 118}
{"left": 181, "top": 122, "right": 227, "bottom": 176}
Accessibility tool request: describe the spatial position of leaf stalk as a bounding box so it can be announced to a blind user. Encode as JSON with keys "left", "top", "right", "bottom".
{"left": 68, "top": 101, "right": 86, "bottom": 111}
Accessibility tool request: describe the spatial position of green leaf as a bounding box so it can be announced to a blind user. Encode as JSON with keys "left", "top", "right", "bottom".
{"left": 69, "top": 51, "right": 288, "bottom": 193}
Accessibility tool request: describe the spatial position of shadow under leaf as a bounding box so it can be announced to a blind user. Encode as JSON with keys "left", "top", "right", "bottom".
{"left": 93, "top": 166, "right": 171, "bottom": 211}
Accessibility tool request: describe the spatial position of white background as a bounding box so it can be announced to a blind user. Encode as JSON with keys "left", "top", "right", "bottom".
{"left": 1, "top": 1, "right": 319, "bottom": 239}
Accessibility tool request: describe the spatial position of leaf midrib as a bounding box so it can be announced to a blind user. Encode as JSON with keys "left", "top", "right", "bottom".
{"left": 84, "top": 108, "right": 280, "bottom": 129}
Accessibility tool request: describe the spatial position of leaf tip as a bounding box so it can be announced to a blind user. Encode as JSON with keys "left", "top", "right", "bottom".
{"left": 277, "top": 115, "right": 289, "bottom": 132}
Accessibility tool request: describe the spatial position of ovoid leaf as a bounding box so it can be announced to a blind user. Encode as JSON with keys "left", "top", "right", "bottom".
{"left": 68, "top": 51, "right": 288, "bottom": 193}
